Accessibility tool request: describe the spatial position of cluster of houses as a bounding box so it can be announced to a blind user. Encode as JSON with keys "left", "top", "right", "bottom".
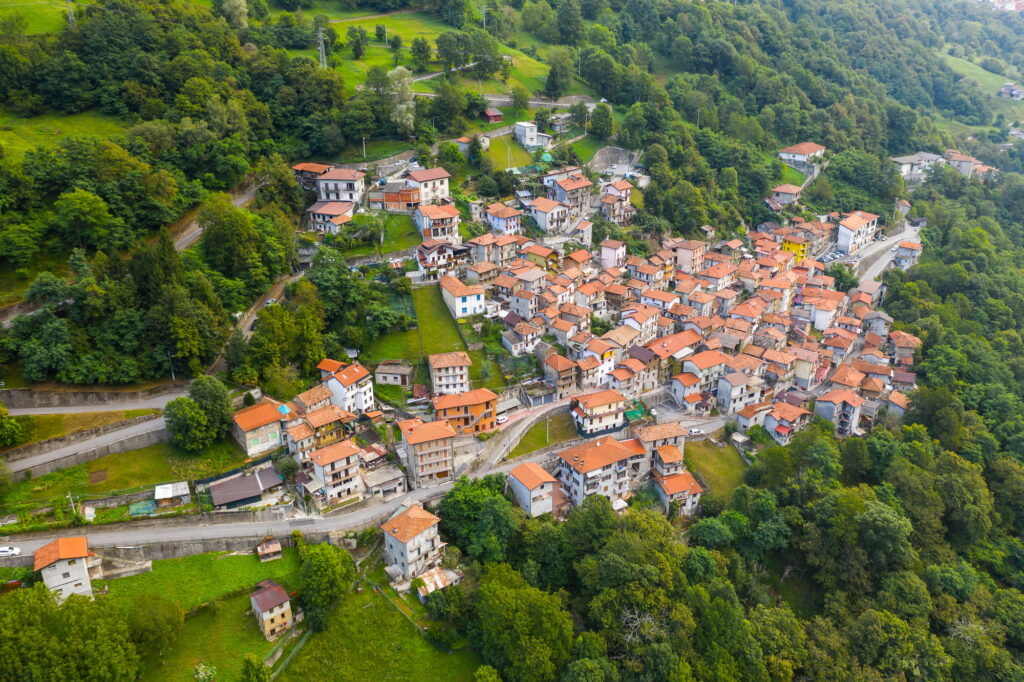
{"left": 891, "top": 149, "right": 999, "bottom": 185}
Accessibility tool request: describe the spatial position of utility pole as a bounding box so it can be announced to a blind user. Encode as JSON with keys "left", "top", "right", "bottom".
{"left": 66, "top": 492, "right": 77, "bottom": 517}
{"left": 66, "top": 0, "right": 77, "bottom": 29}
{"left": 362, "top": 136, "right": 367, "bottom": 160}
{"left": 317, "top": 28, "right": 328, "bottom": 69}
{"left": 482, "top": 6, "right": 487, "bottom": 29}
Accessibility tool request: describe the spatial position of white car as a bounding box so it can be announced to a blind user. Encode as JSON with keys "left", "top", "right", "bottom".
{"left": 0, "top": 546, "right": 21, "bottom": 557}
{"left": 496, "top": 416, "right": 509, "bottom": 425}
{"left": 687, "top": 428, "right": 705, "bottom": 436}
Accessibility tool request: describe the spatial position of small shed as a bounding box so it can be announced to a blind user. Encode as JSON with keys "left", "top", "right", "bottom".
{"left": 154, "top": 481, "right": 191, "bottom": 507}
{"left": 483, "top": 108, "right": 503, "bottom": 123}
{"left": 256, "top": 539, "right": 283, "bottom": 563}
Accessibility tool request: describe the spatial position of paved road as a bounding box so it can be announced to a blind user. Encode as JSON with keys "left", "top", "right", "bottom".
{"left": 411, "top": 91, "right": 590, "bottom": 109}
{"left": 3, "top": 448, "right": 548, "bottom": 555}
{"left": 7, "top": 419, "right": 167, "bottom": 474}
{"left": 173, "top": 184, "right": 257, "bottom": 251}
{"left": 6, "top": 390, "right": 186, "bottom": 416}
{"left": 855, "top": 222, "right": 916, "bottom": 283}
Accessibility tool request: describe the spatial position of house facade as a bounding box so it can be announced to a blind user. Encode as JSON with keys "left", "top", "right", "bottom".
{"left": 428, "top": 351, "right": 472, "bottom": 395}
{"left": 398, "top": 418, "right": 457, "bottom": 487}
{"left": 439, "top": 275, "right": 485, "bottom": 319}
{"left": 35, "top": 537, "right": 93, "bottom": 602}
{"left": 381, "top": 504, "right": 445, "bottom": 579}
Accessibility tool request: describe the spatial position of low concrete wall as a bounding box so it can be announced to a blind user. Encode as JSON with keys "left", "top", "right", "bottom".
{"left": 3, "top": 413, "right": 161, "bottom": 463}
{"left": 0, "top": 382, "right": 187, "bottom": 410}
{"left": 16, "top": 427, "right": 170, "bottom": 479}
{"left": 97, "top": 531, "right": 334, "bottom": 562}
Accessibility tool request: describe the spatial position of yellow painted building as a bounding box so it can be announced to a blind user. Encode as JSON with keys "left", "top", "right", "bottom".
{"left": 781, "top": 235, "right": 809, "bottom": 262}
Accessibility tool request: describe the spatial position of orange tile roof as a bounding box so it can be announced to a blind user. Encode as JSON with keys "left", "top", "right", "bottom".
{"left": 656, "top": 472, "right": 703, "bottom": 495}
{"left": 509, "top": 461, "right": 556, "bottom": 490}
{"left": 656, "top": 444, "right": 683, "bottom": 463}
{"left": 317, "top": 358, "right": 344, "bottom": 373}
{"left": 321, "top": 168, "right": 365, "bottom": 181}
{"left": 545, "top": 354, "right": 577, "bottom": 372}
{"left": 576, "top": 389, "right": 625, "bottom": 409}
{"left": 418, "top": 203, "right": 460, "bottom": 219}
{"left": 487, "top": 202, "right": 523, "bottom": 219}
{"left": 293, "top": 162, "right": 333, "bottom": 173}
{"left": 34, "top": 536, "right": 90, "bottom": 571}
{"left": 428, "top": 351, "right": 472, "bottom": 369}
{"left": 687, "top": 350, "right": 729, "bottom": 371}
{"left": 306, "top": 405, "right": 354, "bottom": 428}
{"left": 432, "top": 388, "right": 498, "bottom": 410}
{"left": 398, "top": 418, "right": 456, "bottom": 445}
{"left": 334, "top": 362, "right": 370, "bottom": 387}
{"left": 558, "top": 436, "right": 636, "bottom": 474}
{"left": 818, "top": 389, "right": 865, "bottom": 408}
{"left": 530, "top": 196, "right": 562, "bottom": 213}
{"left": 779, "top": 141, "right": 826, "bottom": 156}
{"left": 287, "top": 423, "right": 314, "bottom": 442}
{"left": 233, "top": 399, "right": 283, "bottom": 432}
{"left": 440, "top": 275, "right": 484, "bottom": 299}
{"left": 310, "top": 439, "right": 362, "bottom": 467}
{"left": 407, "top": 167, "right": 451, "bottom": 182}
{"left": 772, "top": 184, "right": 803, "bottom": 194}
{"left": 380, "top": 504, "right": 440, "bottom": 543}
{"left": 557, "top": 175, "right": 592, "bottom": 191}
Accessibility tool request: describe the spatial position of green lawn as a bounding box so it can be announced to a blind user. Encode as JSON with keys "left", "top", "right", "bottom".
{"left": 572, "top": 136, "right": 605, "bottom": 164}
{"left": 484, "top": 135, "right": 534, "bottom": 170}
{"left": 337, "top": 138, "right": 412, "bottom": 163}
{"left": 779, "top": 164, "right": 806, "bottom": 187}
{"left": 418, "top": 51, "right": 551, "bottom": 97}
{"left": 363, "top": 286, "right": 505, "bottom": 391}
{"left": 280, "top": 588, "right": 481, "bottom": 682}
{"left": 0, "top": 110, "right": 126, "bottom": 159}
{"left": 630, "top": 188, "right": 644, "bottom": 210}
{"left": 413, "top": 285, "right": 465, "bottom": 355}
{"left": 942, "top": 52, "right": 1024, "bottom": 124}
{"left": 0, "top": 0, "right": 77, "bottom": 33}
{"left": 3, "top": 438, "right": 246, "bottom": 510}
{"left": 684, "top": 440, "right": 747, "bottom": 500}
{"left": 340, "top": 215, "right": 420, "bottom": 258}
{"left": 106, "top": 548, "right": 302, "bottom": 611}
{"left": 139, "top": 593, "right": 280, "bottom": 682}
{"left": 508, "top": 412, "right": 577, "bottom": 458}
{"left": 3, "top": 409, "right": 158, "bottom": 452}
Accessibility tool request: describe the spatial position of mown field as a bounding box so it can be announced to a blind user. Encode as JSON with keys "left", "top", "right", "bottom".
{"left": 0, "top": 110, "right": 126, "bottom": 159}
{"left": 684, "top": 440, "right": 748, "bottom": 499}
{"left": 3, "top": 409, "right": 158, "bottom": 452}
{"left": 508, "top": 412, "right": 577, "bottom": 458}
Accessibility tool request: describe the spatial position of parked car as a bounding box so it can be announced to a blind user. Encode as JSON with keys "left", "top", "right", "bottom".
{"left": 496, "top": 416, "right": 509, "bottom": 425}
{"left": 0, "top": 546, "right": 21, "bottom": 557}
{"left": 688, "top": 428, "right": 705, "bottom": 436}
{"left": 264, "top": 298, "right": 277, "bottom": 306}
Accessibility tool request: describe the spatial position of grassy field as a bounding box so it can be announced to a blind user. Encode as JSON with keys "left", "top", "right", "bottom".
{"left": 0, "top": 0, "right": 78, "bottom": 33}
{"left": 485, "top": 135, "right": 534, "bottom": 169}
{"left": 413, "top": 285, "right": 466, "bottom": 355}
{"left": 363, "top": 286, "right": 505, "bottom": 390}
{"left": 280, "top": 587, "right": 481, "bottom": 682}
{"left": 340, "top": 215, "right": 420, "bottom": 258}
{"left": 779, "top": 164, "right": 806, "bottom": 187}
{"left": 337, "top": 138, "right": 411, "bottom": 163}
{"left": 106, "top": 549, "right": 302, "bottom": 610}
{"left": 139, "top": 593, "right": 280, "bottom": 682}
{"left": 940, "top": 52, "right": 1024, "bottom": 125}
{"left": 4, "top": 409, "right": 158, "bottom": 452}
{"left": 0, "top": 110, "right": 126, "bottom": 159}
{"left": 508, "top": 412, "right": 577, "bottom": 458}
{"left": 3, "top": 439, "right": 246, "bottom": 510}
{"left": 684, "top": 440, "right": 747, "bottom": 500}
{"left": 572, "top": 136, "right": 605, "bottom": 164}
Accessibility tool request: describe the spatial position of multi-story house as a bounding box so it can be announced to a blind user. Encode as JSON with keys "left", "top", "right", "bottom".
{"left": 666, "top": 238, "right": 708, "bottom": 274}
{"left": 292, "top": 161, "right": 334, "bottom": 191}
{"left": 381, "top": 504, "right": 444, "bottom": 579}
{"left": 431, "top": 388, "right": 498, "bottom": 434}
{"left": 308, "top": 439, "right": 365, "bottom": 502}
{"left": 682, "top": 350, "right": 730, "bottom": 394}
{"left": 507, "top": 461, "right": 562, "bottom": 518}
{"left": 530, "top": 197, "right": 571, "bottom": 232}
{"left": 428, "top": 351, "right": 472, "bottom": 395}
{"left": 654, "top": 470, "right": 703, "bottom": 516}
{"left": 306, "top": 200, "right": 354, "bottom": 233}
{"left": 555, "top": 436, "right": 635, "bottom": 507}
{"left": 305, "top": 405, "right": 353, "bottom": 449}
{"left": 35, "top": 537, "right": 93, "bottom": 602}
{"left": 439, "top": 275, "right": 485, "bottom": 319}
{"left": 324, "top": 362, "right": 374, "bottom": 414}
{"left": 570, "top": 388, "right": 627, "bottom": 435}
{"left": 414, "top": 204, "right": 462, "bottom": 244}
{"left": 544, "top": 353, "right": 579, "bottom": 399}
{"left": 717, "top": 372, "right": 765, "bottom": 415}
{"left": 405, "top": 167, "right": 451, "bottom": 204}
{"left": 778, "top": 141, "right": 826, "bottom": 166}
{"left": 837, "top": 211, "right": 878, "bottom": 254}
{"left": 815, "top": 389, "right": 865, "bottom": 437}
{"left": 502, "top": 321, "right": 541, "bottom": 356}
{"left": 416, "top": 239, "right": 470, "bottom": 280}
{"left": 600, "top": 238, "right": 627, "bottom": 269}
{"left": 764, "top": 401, "right": 812, "bottom": 445}
{"left": 232, "top": 398, "right": 284, "bottom": 457}
{"left": 485, "top": 202, "right": 523, "bottom": 234}
{"left": 316, "top": 168, "right": 365, "bottom": 203}
{"left": 893, "top": 241, "right": 922, "bottom": 270}
{"left": 250, "top": 580, "right": 293, "bottom": 640}
{"left": 398, "top": 418, "right": 457, "bottom": 487}
{"left": 368, "top": 182, "right": 420, "bottom": 212}
{"left": 549, "top": 173, "right": 593, "bottom": 218}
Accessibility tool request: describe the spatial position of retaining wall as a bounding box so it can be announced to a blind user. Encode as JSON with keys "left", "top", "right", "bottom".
{"left": 2, "top": 413, "right": 161, "bottom": 463}
{"left": 0, "top": 382, "right": 187, "bottom": 409}
{"left": 16, "top": 427, "right": 170, "bottom": 479}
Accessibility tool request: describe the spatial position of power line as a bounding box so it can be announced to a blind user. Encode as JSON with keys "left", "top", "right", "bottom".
{"left": 66, "top": 0, "right": 77, "bottom": 30}
{"left": 317, "top": 28, "right": 327, "bottom": 69}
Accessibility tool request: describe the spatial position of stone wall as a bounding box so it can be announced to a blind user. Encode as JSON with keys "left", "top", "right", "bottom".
{"left": 0, "top": 382, "right": 187, "bottom": 409}
{"left": 17, "top": 426, "right": 170, "bottom": 479}
{"left": 3, "top": 413, "right": 161, "bottom": 463}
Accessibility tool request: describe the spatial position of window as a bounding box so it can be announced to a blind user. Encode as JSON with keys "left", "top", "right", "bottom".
{"left": 67, "top": 559, "right": 76, "bottom": 566}
{"left": 63, "top": 572, "right": 71, "bottom": 579}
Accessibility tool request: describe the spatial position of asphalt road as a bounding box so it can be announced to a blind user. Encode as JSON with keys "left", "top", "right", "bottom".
{"left": 3, "top": 448, "right": 548, "bottom": 555}
{"left": 855, "top": 222, "right": 917, "bottom": 283}
{"left": 173, "top": 184, "right": 257, "bottom": 251}
{"left": 6, "top": 390, "right": 187, "bottom": 416}
{"left": 6, "top": 419, "right": 168, "bottom": 474}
